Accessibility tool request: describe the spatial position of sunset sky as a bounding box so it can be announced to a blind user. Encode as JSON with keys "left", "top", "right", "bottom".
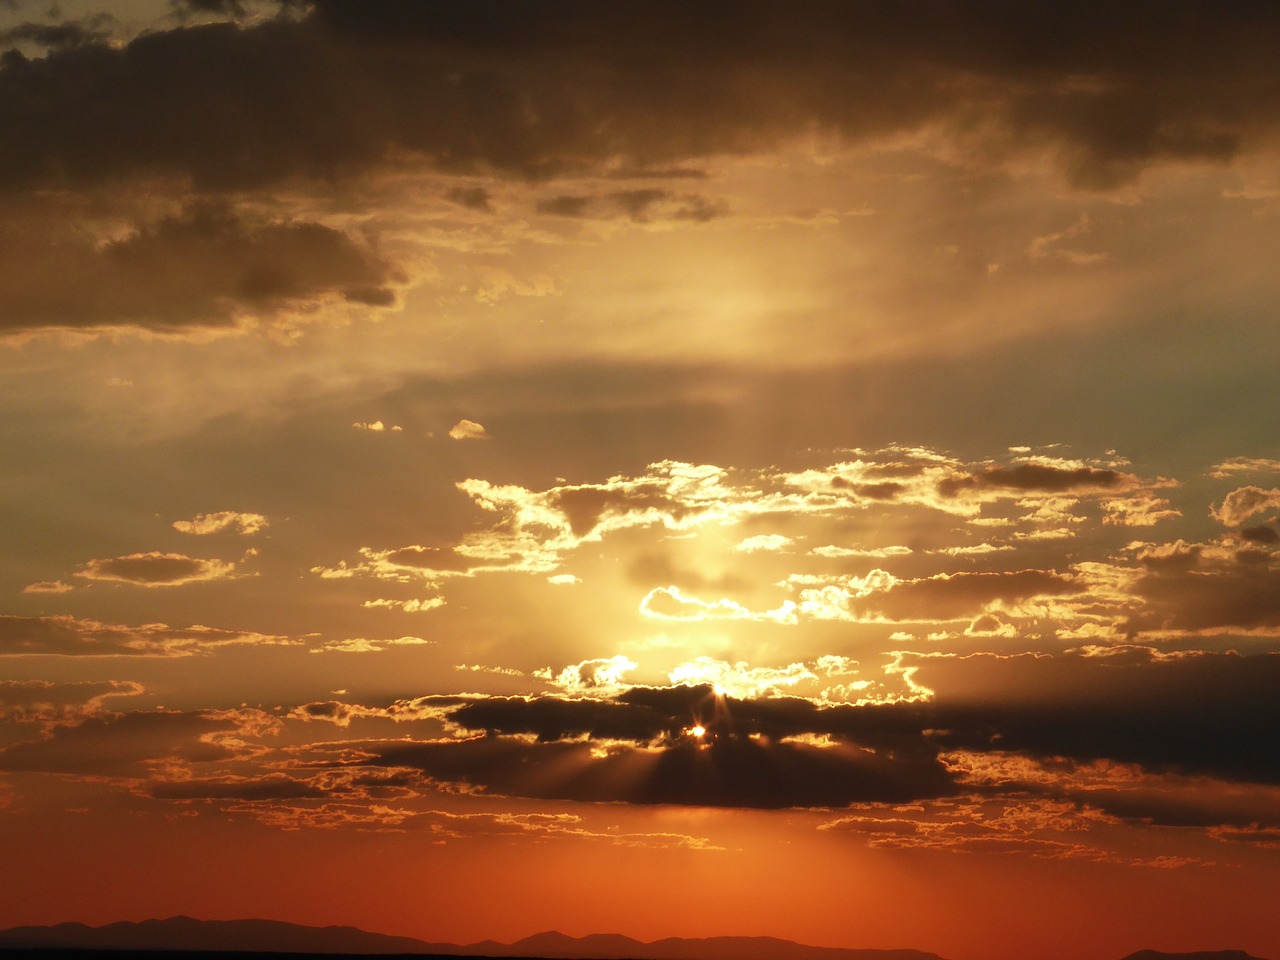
{"left": 3, "top": 2, "right": 1280, "bottom": 959}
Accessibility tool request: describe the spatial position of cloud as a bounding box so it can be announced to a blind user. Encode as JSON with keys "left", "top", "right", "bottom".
{"left": 352, "top": 420, "right": 402, "bottom": 432}
{"left": 639, "top": 586, "right": 797, "bottom": 624}
{"left": 448, "top": 419, "right": 489, "bottom": 440}
{"left": 5, "top": 1, "right": 1278, "bottom": 197}
{"left": 1122, "top": 549, "right": 1280, "bottom": 637}
{"left": 938, "top": 463, "right": 1127, "bottom": 497}
{"left": 797, "top": 568, "right": 1080, "bottom": 623}
{"left": 541, "top": 656, "right": 638, "bottom": 695}
{"left": 314, "top": 635, "right": 435, "bottom": 653}
{"left": 1211, "top": 486, "right": 1280, "bottom": 526}
{"left": 1209, "top": 457, "right": 1280, "bottom": 479}
{"left": 75, "top": 551, "right": 239, "bottom": 587}
{"left": 0, "top": 614, "right": 294, "bottom": 657}
{"left": 0, "top": 679, "right": 145, "bottom": 723}
{"left": 536, "top": 189, "right": 727, "bottom": 224}
{"left": 0, "top": 200, "right": 402, "bottom": 336}
{"left": 359, "top": 598, "right": 447, "bottom": 613}
{"left": 172, "top": 510, "right": 268, "bottom": 536}
{"left": 21, "top": 580, "right": 74, "bottom": 594}
{"left": 0, "top": 709, "right": 261, "bottom": 776}
{"left": 734, "top": 534, "right": 793, "bottom": 553}
{"left": 355, "top": 730, "right": 955, "bottom": 810}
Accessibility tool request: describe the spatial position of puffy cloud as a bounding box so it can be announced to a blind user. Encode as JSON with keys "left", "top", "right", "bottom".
{"left": 1211, "top": 486, "right": 1280, "bottom": 526}
{"left": 1101, "top": 494, "right": 1181, "bottom": 527}
{"left": 448, "top": 419, "right": 489, "bottom": 440}
{"left": 352, "top": 420, "right": 401, "bottom": 432}
{"left": 75, "top": 551, "right": 238, "bottom": 587}
{"left": 0, "top": 614, "right": 294, "bottom": 657}
{"left": 734, "top": 534, "right": 793, "bottom": 553}
{"left": 172, "top": 510, "right": 268, "bottom": 536}
{"left": 542, "top": 656, "right": 638, "bottom": 696}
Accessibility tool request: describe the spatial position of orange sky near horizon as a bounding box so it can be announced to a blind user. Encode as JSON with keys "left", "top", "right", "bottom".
{"left": 2, "top": 3, "right": 1280, "bottom": 959}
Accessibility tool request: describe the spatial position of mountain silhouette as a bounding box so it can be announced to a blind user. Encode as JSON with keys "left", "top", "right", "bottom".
{"left": 0, "top": 918, "right": 1271, "bottom": 960}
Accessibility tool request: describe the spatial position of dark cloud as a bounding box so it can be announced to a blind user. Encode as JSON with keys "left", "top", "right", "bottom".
{"left": 0, "top": 17, "right": 114, "bottom": 49}
{"left": 1240, "top": 523, "right": 1279, "bottom": 545}
{"left": 445, "top": 185, "right": 493, "bottom": 212}
{"left": 913, "top": 650, "right": 1280, "bottom": 787}
{"left": 0, "top": 711, "right": 241, "bottom": 775}
{"left": 150, "top": 776, "right": 328, "bottom": 801}
{"left": 538, "top": 189, "right": 726, "bottom": 223}
{"left": 849, "top": 569, "right": 1080, "bottom": 621}
{"left": 0, "top": 679, "right": 143, "bottom": 722}
{"left": 356, "top": 733, "right": 953, "bottom": 809}
{"left": 75, "top": 551, "right": 237, "bottom": 586}
{"left": 3, "top": 1, "right": 1279, "bottom": 193}
{"left": 0, "top": 201, "right": 400, "bottom": 334}
{"left": 938, "top": 464, "right": 1125, "bottom": 498}
{"left": 1124, "top": 556, "right": 1280, "bottom": 635}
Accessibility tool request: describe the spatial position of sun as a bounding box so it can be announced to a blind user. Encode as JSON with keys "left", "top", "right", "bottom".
{"left": 688, "top": 724, "right": 706, "bottom": 739}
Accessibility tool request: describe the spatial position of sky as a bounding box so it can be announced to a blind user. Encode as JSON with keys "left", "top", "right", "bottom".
{"left": 2, "top": 2, "right": 1280, "bottom": 959}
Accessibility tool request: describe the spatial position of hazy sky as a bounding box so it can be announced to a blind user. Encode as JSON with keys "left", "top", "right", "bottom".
{"left": 3, "top": 3, "right": 1280, "bottom": 959}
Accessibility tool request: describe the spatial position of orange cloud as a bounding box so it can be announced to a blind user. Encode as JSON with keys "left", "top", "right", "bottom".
{"left": 76, "top": 551, "right": 238, "bottom": 587}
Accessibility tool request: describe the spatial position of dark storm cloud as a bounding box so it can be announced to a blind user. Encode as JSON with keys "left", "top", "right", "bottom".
{"left": 0, "top": 201, "right": 401, "bottom": 334}
{"left": 3, "top": 1, "right": 1279, "bottom": 192}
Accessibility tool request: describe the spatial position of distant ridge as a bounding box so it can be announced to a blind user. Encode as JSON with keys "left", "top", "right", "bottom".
{"left": 0, "top": 918, "right": 946, "bottom": 959}
{"left": 0, "top": 918, "right": 1271, "bottom": 960}
{"left": 0, "top": 916, "right": 430, "bottom": 954}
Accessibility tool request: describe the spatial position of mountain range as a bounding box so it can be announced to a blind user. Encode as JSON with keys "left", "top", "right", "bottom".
{"left": 0, "top": 917, "right": 1270, "bottom": 960}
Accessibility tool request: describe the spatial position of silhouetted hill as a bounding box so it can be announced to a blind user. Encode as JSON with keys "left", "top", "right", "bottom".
{"left": 0, "top": 916, "right": 430, "bottom": 953}
{"left": 445, "top": 930, "right": 945, "bottom": 960}
{"left": 6, "top": 917, "right": 1267, "bottom": 960}
{"left": 1122, "top": 952, "right": 1270, "bottom": 960}
{"left": 0, "top": 919, "right": 949, "bottom": 960}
